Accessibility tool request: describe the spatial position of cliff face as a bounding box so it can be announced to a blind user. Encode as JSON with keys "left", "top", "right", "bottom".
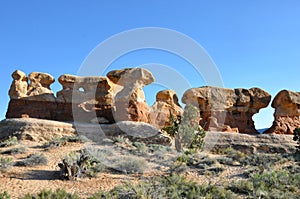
{"left": 264, "top": 90, "right": 300, "bottom": 134}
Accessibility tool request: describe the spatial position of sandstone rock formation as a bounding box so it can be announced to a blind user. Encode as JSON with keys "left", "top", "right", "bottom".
{"left": 6, "top": 68, "right": 279, "bottom": 136}
{"left": 182, "top": 86, "right": 271, "bottom": 134}
{"left": 107, "top": 68, "right": 154, "bottom": 123}
{"left": 204, "top": 131, "right": 297, "bottom": 154}
{"left": 6, "top": 70, "right": 117, "bottom": 123}
{"left": 264, "top": 90, "right": 300, "bottom": 134}
{"left": 27, "top": 72, "right": 56, "bottom": 102}
{"left": 8, "top": 70, "right": 28, "bottom": 99}
{"left": 0, "top": 118, "right": 171, "bottom": 145}
{"left": 56, "top": 74, "right": 115, "bottom": 123}
{"left": 0, "top": 118, "right": 76, "bottom": 141}
{"left": 149, "top": 90, "right": 183, "bottom": 129}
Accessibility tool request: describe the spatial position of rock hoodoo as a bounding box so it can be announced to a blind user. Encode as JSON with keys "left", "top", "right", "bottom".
{"left": 182, "top": 86, "right": 271, "bottom": 134}
{"left": 6, "top": 68, "right": 276, "bottom": 135}
{"left": 265, "top": 90, "right": 300, "bottom": 134}
{"left": 149, "top": 90, "right": 183, "bottom": 129}
{"left": 26, "top": 72, "right": 56, "bottom": 102}
{"left": 9, "top": 70, "right": 28, "bottom": 99}
{"left": 107, "top": 68, "right": 154, "bottom": 123}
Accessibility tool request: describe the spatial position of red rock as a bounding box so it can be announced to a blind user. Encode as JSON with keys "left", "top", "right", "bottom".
{"left": 182, "top": 86, "right": 271, "bottom": 134}
{"left": 265, "top": 90, "right": 300, "bottom": 134}
{"left": 107, "top": 68, "right": 154, "bottom": 123}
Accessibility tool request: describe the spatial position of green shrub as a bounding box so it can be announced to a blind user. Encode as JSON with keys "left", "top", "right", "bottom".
{"left": 0, "top": 137, "right": 18, "bottom": 148}
{"left": 228, "top": 180, "right": 253, "bottom": 196}
{"left": 178, "top": 105, "right": 206, "bottom": 151}
{"left": 162, "top": 113, "right": 181, "bottom": 137}
{"left": 0, "top": 157, "right": 13, "bottom": 171}
{"left": 240, "top": 153, "right": 283, "bottom": 167}
{"left": 117, "top": 156, "right": 147, "bottom": 174}
{"left": 0, "top": 191, "right": 10, "bottom": 199}
{"left": 223, "top": 147, "right": 245, "bottom": 162}
{"left": 216, "top": 157, "right": 234, "bottom": 166}
{"left": 251, "top": 170, "right": 300, "bottom": 198}
{"left": 131, "top": 141, "right": 148, "bottom": 156}
{"left": 163, "top": 105, "right": 206, "bottom": 152}
{"left": 91, "top": 174, "right": 238, "bottom": 199}
{"left": 15, "top": 154, "right": 47, "bottom": 167}
{"left": 21, "top": 189, "right": 80, "bottom": 199}
{"left": 43, "top": 135, "right": 90, "bottom": 150}
{"left": 1, "top": 147, "right": 26, "bottom": 155}
{"left": 293, "top": 127, "right": 300, "bottom": 152}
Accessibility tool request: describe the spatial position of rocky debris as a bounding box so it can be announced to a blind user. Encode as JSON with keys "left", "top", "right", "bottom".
{"left": 265, "top": 90, "right": 300, "bottom": 134}
{"left": 204, "top": 131, "right": 297, "bottom": 154}
{"left": 107, "top": 68, "right": 154, "bottom": 122}
{"left": 8, "top": 70, "right": 28, "bottom": 99}
{"left": 150, "top": 90, "right": 183, "bottom": 129}
{"left": 182, "top": 86, "right": 271, "bottom": 134}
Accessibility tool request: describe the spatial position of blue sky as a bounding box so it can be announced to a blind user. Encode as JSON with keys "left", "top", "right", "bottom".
{"left": 1, "top": 0, "right": 300, "bottom": 129}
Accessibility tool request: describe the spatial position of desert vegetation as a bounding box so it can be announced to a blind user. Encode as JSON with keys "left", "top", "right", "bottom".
{"left": 0, "top": 119, "right": 300, "bottom": 198}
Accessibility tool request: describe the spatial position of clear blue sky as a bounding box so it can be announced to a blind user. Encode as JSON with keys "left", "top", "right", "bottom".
{"left": 1, "top": 0, "right": 300, "bottom": 129}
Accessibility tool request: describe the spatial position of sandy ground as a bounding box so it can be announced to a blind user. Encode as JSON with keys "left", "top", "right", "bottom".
{"left": 0, "top": 140, "right": 248, "bottom": 198}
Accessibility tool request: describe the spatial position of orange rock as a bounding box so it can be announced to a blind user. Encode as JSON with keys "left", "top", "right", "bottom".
{"left": 149, "top": 90, "right": 183, "bottom": 129}
{"left": 182, "top": 86, "right": 271, "bottom": 134}
{"left": 265, "top": 90, "right": 300, "bottom": 134}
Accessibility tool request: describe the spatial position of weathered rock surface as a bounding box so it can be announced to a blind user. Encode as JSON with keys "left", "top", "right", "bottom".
{"left": 265, "top": 90, "right": 300, "bottom": 134}
{"left": 204, "top": 131, "right": 297, "bottom": 154}
{"left": 0, "top": 118, "right": 171, "bottom": 145}
{"left": 6, "top": 70, "right": 116, "bottom": 123}
{"left": 107, "top": 68, "right": 154, "bottom": 122}
{"left": 149, "top": 90, "right": 183, "bottom": 129}
{"left": 0, "top": 118, "right": 76, "bottom": 141}
{"left": 182, "top": 86, "right": 271, "bottom": 134}
{"left": 57, "top": 75, "right": 115, "bottom": 123}
{"left": 8, "top": 70, "right": 28, "bottom": 99}
{"left": 1, "top": 119, "right": 295, "bottom": 153}
{"left": 27, "top": 72, "right": 56, "bottom": 102}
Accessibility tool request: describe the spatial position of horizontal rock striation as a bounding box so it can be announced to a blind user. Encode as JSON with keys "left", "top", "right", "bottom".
{"left": 265, "top": 90, "right": 300, "bottom": 134}
{"left": 204, "top": 131, "right": 297, "bottom": 154}
{"left": 6, "top": 68, "right": 156, "bottom": 124}
{"left": 9, "top": 68, "right": 298, "bottom": 136}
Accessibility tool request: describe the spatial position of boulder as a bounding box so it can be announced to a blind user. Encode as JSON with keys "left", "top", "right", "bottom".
{"left": 8, "top": 70, "right": 28, "bottom": 99}
{"left": 182, "top": 86, "right": 271, "bottom": 134}
{"left": 149, "top": 90, "right": 183, "bottom": 129}
{"left": 107, "top": 68, "right": 154, "bottom": 122}
{"left": 265, "top": 90, "right": 300, "bottom": 134}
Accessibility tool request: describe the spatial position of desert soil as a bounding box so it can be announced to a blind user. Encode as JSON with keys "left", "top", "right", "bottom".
{"left": 0, "top": 140, "right": 247, "bottom": 199}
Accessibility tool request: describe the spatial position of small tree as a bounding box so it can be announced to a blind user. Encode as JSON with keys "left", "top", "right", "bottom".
{"left": 293, "top": 128, "right": 300, "bottom": 152}
{"left": 162, "top": 105, "right": 206, "bottom": 152}
{"left": 179, "top": 105, "right": 206, "bottom": 152}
